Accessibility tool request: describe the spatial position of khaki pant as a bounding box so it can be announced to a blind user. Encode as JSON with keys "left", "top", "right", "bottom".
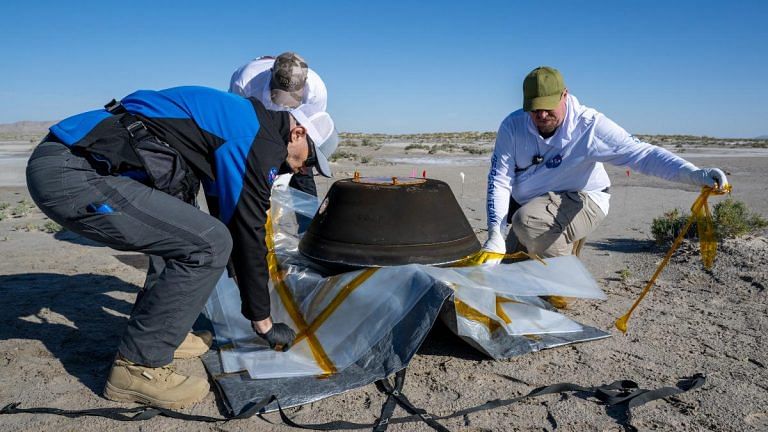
{"left": 507, "top": 191, "right": 605, "bottom": 258}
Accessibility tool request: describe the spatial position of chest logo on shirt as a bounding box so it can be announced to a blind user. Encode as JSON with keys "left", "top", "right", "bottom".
{"left": 545, "top": 154, "right": 563, "bottom": 169}
{"left": 267, "top": 167, "right": 279, "bottom": 186}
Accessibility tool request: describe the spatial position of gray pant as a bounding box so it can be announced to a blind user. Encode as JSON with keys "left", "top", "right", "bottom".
{"left": 508, "top": 191, "right": 605, "bottom": 258}
{"left": 26, "top": 141, "right": 232, "bottom": 367}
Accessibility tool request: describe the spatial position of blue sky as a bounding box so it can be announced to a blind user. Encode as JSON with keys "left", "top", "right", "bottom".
{"left": 1, "top": 1, "right": 766, "bottom": 137}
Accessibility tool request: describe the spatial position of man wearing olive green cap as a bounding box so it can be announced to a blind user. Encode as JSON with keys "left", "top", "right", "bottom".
{"left": 483, "top": 66, "right": 730, "bottom": 260}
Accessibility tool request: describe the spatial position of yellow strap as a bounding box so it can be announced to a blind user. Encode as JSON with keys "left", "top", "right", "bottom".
{"left": 615, "top": 185, "right": 731, "bottom": 333}
{"left": 452, "top": 250, "right": 546, "bottom": 267}
{"left": 293, "top": 268, "right": 379, "bottom": 345}
{"left": 265, "top": 211, "right": 337, "bottom": 375}
{"left": 454, "top": 299, "right": 502, "bottom": 333}
{"left": 495, "top": 297, "right": 515, "bottom": 324}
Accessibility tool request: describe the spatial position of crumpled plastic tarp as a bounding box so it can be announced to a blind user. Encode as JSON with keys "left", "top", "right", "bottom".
{"left": 201, "top": 180, "right": 610, "bottom": 415}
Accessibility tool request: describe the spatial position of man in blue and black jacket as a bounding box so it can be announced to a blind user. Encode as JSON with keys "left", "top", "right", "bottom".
{"left": 26, "top": 86, "right": 338, "bottom": 409}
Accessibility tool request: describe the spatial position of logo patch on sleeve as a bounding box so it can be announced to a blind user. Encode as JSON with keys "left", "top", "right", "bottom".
{"left": 267, "top": 167, "right": 279, "bottom": 186}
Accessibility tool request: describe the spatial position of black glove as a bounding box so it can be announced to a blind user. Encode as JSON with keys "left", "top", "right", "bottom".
{"left": 255, "top": 322, "right": 296, "bottom": 351}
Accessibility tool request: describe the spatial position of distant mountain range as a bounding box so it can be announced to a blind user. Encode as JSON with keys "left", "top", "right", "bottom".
{"left": 1, "top": 120, "right": 767, "bottom": 143}
{"left": 0, "top": 121, "right": 55, "bottom": 140}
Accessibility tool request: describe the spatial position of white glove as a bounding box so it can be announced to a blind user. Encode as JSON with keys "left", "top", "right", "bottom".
{"left": 271, "top": 173, "right": 293, "bottom": 190}
{"left": 681, "top": 167, "right": 729, "bottom": 189}
{"left": 482, "top": 228, "right": 506, "bottom": 253}
{"left": 481, "top": 228, "right": 506, "bottom": 265}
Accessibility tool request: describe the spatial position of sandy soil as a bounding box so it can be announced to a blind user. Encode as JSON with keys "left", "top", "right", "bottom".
{"left": 1, "top": 141, "right": 767, "bottom": 431}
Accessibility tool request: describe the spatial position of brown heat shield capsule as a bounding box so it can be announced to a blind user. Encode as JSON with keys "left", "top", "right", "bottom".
{"left": 299, "top": 177, "right": 481, "bottom": 271}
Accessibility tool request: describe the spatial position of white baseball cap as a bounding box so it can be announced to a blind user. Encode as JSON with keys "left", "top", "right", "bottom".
{"left": 290, "top": 104, "right": 339, "bottom": 177}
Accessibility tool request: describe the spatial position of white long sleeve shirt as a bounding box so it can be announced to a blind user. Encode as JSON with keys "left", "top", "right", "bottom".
{"left": 229, "top": 56, "right": 328, "bottom": 112}
{"left": 486, "top": 94, "right": 698, "bottom": 233}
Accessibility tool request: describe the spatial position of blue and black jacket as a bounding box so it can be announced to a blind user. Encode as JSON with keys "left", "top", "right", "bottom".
{"left": 50, "top": 86, "right": 292, "bottom": 321}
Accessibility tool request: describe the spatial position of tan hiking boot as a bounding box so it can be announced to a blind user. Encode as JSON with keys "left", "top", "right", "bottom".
{"left": 174, "top": 330, "right": 213, "bottom": 359}
{"left": 104, "top": 357, "right": 209, "bottom": 409}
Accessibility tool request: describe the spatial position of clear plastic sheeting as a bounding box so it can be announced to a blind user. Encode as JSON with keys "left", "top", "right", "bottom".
{"left": 203, "top": 184, "right": 610, "bottom": 381}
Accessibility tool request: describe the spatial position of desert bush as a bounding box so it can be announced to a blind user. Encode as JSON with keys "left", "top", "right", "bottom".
{"left": 360, "top": 156, "right": 371, "bottom": 164}
{"left": 12, "top": 199, "right": 34, "bottom": 217}
{"left": 330, "top": 151, "right": 358, "bottom": 162}
{"left": 0, "top": 202, "right": 9, "bottom": 220}
{"left": 713, "top": 198, "right": 768, "bottom": 238}
{"left": 428, "top": 143, "right": 459, "bottom": 154}
{"left": 618, "top": 268, "right": 631, "bottom": 283}
{"left": 404, "top": 144, "right": 430, "bottom": 151}
{"left": 42, "top": 221, "right": 63, "bottom": 233}
{"left": 340, "top": 140, "right": 359, "bottom": 147}
{"left": 461, "top": 145, "right": 490, "bottom": 155}
{"left": 650, "top": 198, "right": 768, "bottom": 244}
{"left": 14, "top": 222, "right": 38, "bottom": 232}
{"left": 650, "top": 209, "right": 696, "bottom": 245}
{"left": 360, "top": 138, "right": 379, "bottom": 147}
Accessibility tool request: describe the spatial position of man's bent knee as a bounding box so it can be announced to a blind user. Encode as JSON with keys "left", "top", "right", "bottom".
{"left": 203, "top": 223, "right": 232, "bottom": 268}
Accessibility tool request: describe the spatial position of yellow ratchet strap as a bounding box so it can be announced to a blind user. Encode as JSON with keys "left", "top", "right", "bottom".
{"left": 265, "top": 211, "right": 336, "bottom": 375}
{"left": 615, "top": 184, "right": 732, "bottom": 333}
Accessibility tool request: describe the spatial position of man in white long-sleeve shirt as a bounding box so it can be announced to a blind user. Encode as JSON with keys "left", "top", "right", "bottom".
{"left": 229, "top": 52, "right": 329, "bottom": 230}
{"left": 229, "top": 53, "right": 328, "bottom": 112}
{"left": 484, "top": 66, "right": 728, "bottom": 258}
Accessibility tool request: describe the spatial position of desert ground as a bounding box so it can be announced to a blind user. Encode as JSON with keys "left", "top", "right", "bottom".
{"left": 1, "top": 133, "right": 767, "bottom": 431}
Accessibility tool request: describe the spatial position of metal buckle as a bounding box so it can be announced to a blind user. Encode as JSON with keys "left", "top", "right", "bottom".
{"left": 126, "top": 121, "right": 145, "bottom": 136}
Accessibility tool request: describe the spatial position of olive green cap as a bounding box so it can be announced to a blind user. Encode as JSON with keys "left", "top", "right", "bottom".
{"left": 523, "top": 66, "right": 565, "bottom": 111}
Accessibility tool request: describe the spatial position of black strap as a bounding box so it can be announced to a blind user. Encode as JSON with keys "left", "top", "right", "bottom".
{"left": 118, "top": 113, "right": 153, "bottom": 142}
{"left": 104, "top": 99, "right": 127, "bottom": 115}
{"left": 372, "top": 374, "right": 399, "bottom": 431}
{"left": 0, "top": 394, "right": 275, "bottom": 423}
{"left": 0, "top": 372, "right": 706, "bottom": 431}
{"left": 372, "top": 369, "right": 449, "bottom": 432}
{"left": 403, "top": 372, "right": 707, "bottom": 431}
{"left": 103, "top": 99, "right": 152, "bottom": 142}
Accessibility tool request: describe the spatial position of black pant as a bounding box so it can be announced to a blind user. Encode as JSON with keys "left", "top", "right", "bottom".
{"left": 26, "top": 141, "right": 232, "bottom": 366}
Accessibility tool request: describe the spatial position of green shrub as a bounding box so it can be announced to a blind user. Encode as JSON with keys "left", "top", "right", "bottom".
{"left": 360, "top": 156, "right": 371, "bottom": 164}
{"left": 650, "top": 209, "right": 695, "bottom": 245}
{"left": 12, "top": 199, "right": 34, "bottom": 217}
{"left": 713, "top": 198, "right": 768, "bottom": 238}
{"left": 618, "top": 268, "right": 631, "bottom": 283}
{"left": 428, "top": 143, "right": 458, "bottom": 154}
{"left": 329, "top": 151, "right": 358, "bottom": 162}
{"left": 42, "top": 221, "right": 64, "bottom": 233}
{"left": 340, "top": 140, "right": 359, "bottom": 147}
{"left": 14, "top": 222, "right": 38, "bottom": 232}
{"left": 0, "top": 202, "right": 9, "bottom": 221}
{"left": 404, "top": 144, "right": 430, "bottom": 151}
{"left": 461, "top": 145, "right": 490, "bottom": 155}
{"left": 650, "top": 198, "right": 767, "bottom": 244}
